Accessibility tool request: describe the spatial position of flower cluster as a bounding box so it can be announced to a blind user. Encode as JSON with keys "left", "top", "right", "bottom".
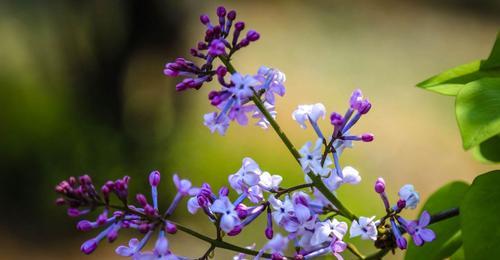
{"left": 55, "top": 172, "right": 196, "bottom": 259}
{"left": 164, "top": 6, "right": 281, "bottom": 135}
{"left": 55, "top": 5, "right": 439, "bottom": 260}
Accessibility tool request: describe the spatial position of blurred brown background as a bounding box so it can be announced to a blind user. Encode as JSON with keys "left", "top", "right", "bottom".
{"left": 0, "top": 0, "right": 498, "bottom": 259}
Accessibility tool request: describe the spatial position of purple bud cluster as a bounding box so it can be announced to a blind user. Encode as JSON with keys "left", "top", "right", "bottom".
{"left": 164, "top": 6, "right": 260, "bottom": 92}
{"left": 373, "top": 178, "right": 433, "bottom": 249}
{"left": 55, "top": 171, "right": 198, "bottom": 258}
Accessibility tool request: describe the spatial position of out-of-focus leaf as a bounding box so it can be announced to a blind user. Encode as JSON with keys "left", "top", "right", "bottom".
{"left": 481, "top": 33, "right": 500, "bottom": 70}
{"left": 405, "top": 181, "right": 469, "bottom": 260}
{"left": 460, "top": 170, "right": 500, "bottom": 260}
{"left": 472, "top": 135, "right": 500, "bottom": 163}
{"left": 455, "top": 78, "right": 500, "bottom": 149}
{"left": 450, "top": 246, "right": 465, "bottom": 260}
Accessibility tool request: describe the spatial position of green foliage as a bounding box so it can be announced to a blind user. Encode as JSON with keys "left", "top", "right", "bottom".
{"left": 417, "top": 32, "right": 500, "bottom": 162}
{"left": 405, "top": 181, "right": 469, "bottom": 260}
{"left": 455, "top": 78, "right": 500, "bottom": 149}
{"left": 472, "top": 135, "right": 500, "bottom": 163}
{"left": 460, "top": 170, "right": 500, "bottom": 259}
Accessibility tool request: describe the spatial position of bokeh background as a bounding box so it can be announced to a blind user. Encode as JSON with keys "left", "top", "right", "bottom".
{"left": 1, "top": 0, "right": 499, "bottom": 259}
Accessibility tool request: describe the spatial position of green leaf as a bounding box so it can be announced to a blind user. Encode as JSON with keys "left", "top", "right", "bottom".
{"left": 417, "top": 61, "right": 480, "bottom": 95}
{"left": 417, "top": 33, "right": 500, "bottom": 96}
{"left": 481, "top": 33, "right": 500, "bottom": 70}
{"left": 472, "top": 135, "right": 500, "bottom": 163}
{"left": 450, "top": 246, "right": 465, "bottom": 260}
{"left": 455, "top": 78, "right": 500, "bottom": 149}
{"left": 460, "top": 170, "right": 500, "bottom": 259}
{"left": 405, "top": 181, "right": 469, "bottom": 260}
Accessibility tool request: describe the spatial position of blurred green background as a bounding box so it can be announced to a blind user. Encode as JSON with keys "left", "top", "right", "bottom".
{"left": 0, "top": 0, "right": 499, "bottom": 259}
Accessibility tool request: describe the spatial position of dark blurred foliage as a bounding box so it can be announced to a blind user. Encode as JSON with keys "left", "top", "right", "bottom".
{"left": 0, "top": 0, "right": 190, "bottom": 239}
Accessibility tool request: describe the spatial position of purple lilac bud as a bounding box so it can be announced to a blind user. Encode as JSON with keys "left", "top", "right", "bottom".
{"left": 358, "top": 99, "right": 372, "bottom": 114}
{"left": 55, "top": 197, "right": 65, "bottom": 206}
{"left": 136, "top": 194, "right": 148, "bottom": 207}
{"left": 166, "top": 222, "right": 177, "bottom": 234}
{"left": 227, "top": 10, "right": 236, "bottom": 20}
{"left": 149, "top": 171, "right": 161, "bottom": 187}
{"left": 390, "top": 218, "right": 407, "bottom": 249}
{"left": 219, "top": 186, "right": 230, "bottom": 197}
{"left": 349, "top": 89, "right": 363, "bottom": 109}
{"left": 77, "top": 220, "right": 94, "bottom": 232}
{"left": 227, "top": 225, "right": 243, "bottom": 236}
{"left": 246, "top": 30, "right": 260, "bottom": 41}
{"left": 232, "top": 21, "right": 245, "bottom": 46}
{"left": 217, "top": 6, "right": 226, "bottom": 17}
{"left": 81, "top": 239, "right": 98, "bottom": 254}
{"left": 361, "top": 133, "right": 374, "bottom": 142}
{"left": 374, "top": 178, "right": 385, "bottom": 193}
{"left": 330, "top": 112, "right": 344, "bottom": 126}
{"left": 235, "top": 204, "right": 249, "bottom": 219}
{"left": 265, "top": 227, "right": 274, "bottom": 239}
{"left": 397, "top": 199, "right": 406, "bottom": 210}
{"left": 200, "top": 14, "right": 210, "bottom": 25}
{"left": 208, "top": 39, "right": 227, "bottom": 56}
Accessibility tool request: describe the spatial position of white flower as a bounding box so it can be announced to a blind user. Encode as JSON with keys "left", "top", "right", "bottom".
{"left": 323, "top": 166, "right": 361, "bottom": 191}
{"left": 258, "top": 171, "right": 282, "bottom": 191}
{"left": 299, "top": 138, "right": 332, "bottom": 176}
{"left": 230, "top": 73, "right": 259, "bottom": 100}
{"left": 187, "top": 197, "right": 200, "bottom": 214}
{"left": 203, "top": 112, "right": 230, "bottom": 135}
{"left": 311, "top": 219, "right": 348, "bottom": 246}
{"left": 350, "top": 216, "right": 378, "bottom": 241}
{"left": 342, "top": 166, "right": 361, "bottom": 184}
{"left": 282, "top": 203, "right": 315, "bottom": 235}
{"left": 268, "top": 195, "right": 294, "bottom": 224}
{"left": 228, "top": 157, "right": 262, "bottom": 193}
{"left": 210, "top": 196, "right": 240, "bottom": 233}
{"left": 398, "top": 184, "right": 420, "bottom": 209}
{"left": 292, "top": 103, "right": 326, "bottom": 128}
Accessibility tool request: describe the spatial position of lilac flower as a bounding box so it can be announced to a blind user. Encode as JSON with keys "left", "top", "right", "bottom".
{"left": 299, "top": 139, "right": 332, "bottom": 176}
{"left": 292, "top": 103, "right": 326, "bottom": 129}
{"left": 228, "top": 157, "right": 262, "bottom": 193}
{"left": 255, "top": 233, "right": 289, "bottom": 260}
{"left": 210, "top": 196, "right": 241, "bottom": 232}
{"left": 258, "top": 171, "right": 282, "bottom": 191}
{"left": 311, "top": 218, "right": 348, "bottom": 246}
{"left": 330, "top": 237, "right": 347, "bottom": 260}
{"left": 230, "top": 73, "right": 259, "bottom": 100}
{"left": 252, "top": 102, "right": 276, "bottom": 129}
{"left": 173, "top": 174, "right": 197, "bottom": 196}
{"left": 116, "top": 232, "right": 153, "bottom": 257}
{"left": 228, "top": 104, "right": 256, "bottom": 125}
{"left": 398, "top": 184, "right": 420, "bottom": 209}
{"left": 203, "top": 112, "right": 230, "bottom": 135}
{"left": 255, "top": 66, "right": 286, "bottom": 105}
{"left": 324, "top": 166, "right": 361, "bottom": 190}
{"left": 350, "top": 216, "right": 378, "bottom": 241}
{"left": 268, "top": 195, "right": 294, "bottom": 224}
{"left": 404, "top": 211, "right": 436, "bottom": 246}
{"left": 282, "top": 202, "right": 316, "bottom": 235}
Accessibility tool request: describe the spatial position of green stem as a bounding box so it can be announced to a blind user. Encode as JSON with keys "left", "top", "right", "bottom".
{"left": 275, "top": 183, "right": 314, "bottom": 198}
{"left": 347, "top": 243, "right": 366, "bottom": 259}
{"left": 251, "top": 94, "right": 301, "bottom": 162}
{"left": 363, "top": 248, "right": 390, "bottom": 260}
{"left": 308, "top": 172, "right": 357, "bottom": 221}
